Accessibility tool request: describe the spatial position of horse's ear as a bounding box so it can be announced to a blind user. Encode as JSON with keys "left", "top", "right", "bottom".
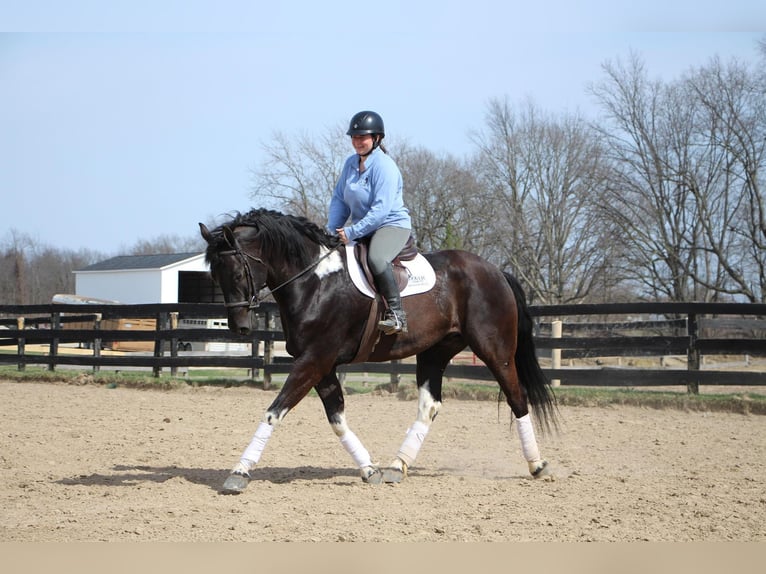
{"left": 199, "top": 222, "right": 213, "bottom": 243}
{"left": 223, "top": 225, "right": 238, "bottom": 248}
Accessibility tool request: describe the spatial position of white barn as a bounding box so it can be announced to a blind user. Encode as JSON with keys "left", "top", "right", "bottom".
{"left": 74, "top": 252, "right": 215, "bottom": 304}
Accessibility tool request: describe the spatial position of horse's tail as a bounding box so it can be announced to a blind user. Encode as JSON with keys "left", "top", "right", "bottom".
{"left": 504, "top": 271, "right": 558, "bottom": 433}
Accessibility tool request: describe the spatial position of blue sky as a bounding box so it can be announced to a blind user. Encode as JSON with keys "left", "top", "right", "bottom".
{"left": 1, "top": 1, "right": 764, "bottom": 254}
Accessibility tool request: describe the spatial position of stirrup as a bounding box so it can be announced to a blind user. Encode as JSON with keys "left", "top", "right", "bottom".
{"left": 378, "top": 310, "right": 407, "bottom": 335}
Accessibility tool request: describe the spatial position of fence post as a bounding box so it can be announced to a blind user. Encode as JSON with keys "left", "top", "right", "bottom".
{"left": 249, "top": 310, "right": 261, "bottom": 382}
{"left": 49, "top": 311, "right": 60, "bottom": 372}
{"left": 169, "top": 312, "right": 179, "bottom": 377}
{"left": 153, "top": 312, "right": 169, "bottom": 378}
{"left": 686, "top": 313, "right": 700, "bottom": 394}
{"left": 17, "top": 317, "right": 25, "bottom": 372}
{"left": 390, "top": 359, "right": 401, "bottom": 391}
{"left": 551, "top": 320, "right": 562, "bottom": 387}
{"left": 93, "top": 313, "right": 101, "bottom": 373}
{"left": 263, "top": 310, "right": 274, "bottom": 390}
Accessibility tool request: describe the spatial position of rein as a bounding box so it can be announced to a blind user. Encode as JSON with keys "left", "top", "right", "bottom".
{"left": 220, "top": 243, "right": 341, "bottom": 310}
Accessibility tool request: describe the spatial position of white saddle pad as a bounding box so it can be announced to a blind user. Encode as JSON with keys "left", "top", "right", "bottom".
{"left": 344, "top": 244, "right": 436, "bottom": 299}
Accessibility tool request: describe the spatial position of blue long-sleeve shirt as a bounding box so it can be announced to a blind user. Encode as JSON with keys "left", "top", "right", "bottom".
{"left": 327, "top": 148, "right": 411, "bottom": 242}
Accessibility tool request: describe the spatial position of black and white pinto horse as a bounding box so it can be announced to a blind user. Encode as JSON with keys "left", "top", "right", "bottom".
{"left": 200, "top": 209, "right": 557, "bottom": 494}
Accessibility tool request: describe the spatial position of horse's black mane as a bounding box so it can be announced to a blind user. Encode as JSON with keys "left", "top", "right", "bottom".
{"left": 205, "top": 208, "right": 341, "bottom": 267}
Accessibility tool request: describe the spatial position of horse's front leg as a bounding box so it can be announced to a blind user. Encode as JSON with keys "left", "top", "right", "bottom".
{"left": 316, "top": 370, "right": 381, "bottom": 484}
{"left": 220, "top": 358, "right": 325, "bottom": 495}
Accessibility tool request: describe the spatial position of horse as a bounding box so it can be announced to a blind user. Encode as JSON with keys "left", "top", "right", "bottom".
{"left": 199, "top": 208, "right": 557, "bottom": 494}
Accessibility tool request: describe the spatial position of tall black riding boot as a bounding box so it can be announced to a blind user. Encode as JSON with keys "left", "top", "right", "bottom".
{"left": 373, "top": 264, "right": 408, "bottom": 335}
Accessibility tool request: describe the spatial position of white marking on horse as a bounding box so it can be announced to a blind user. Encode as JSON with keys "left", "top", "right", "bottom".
{"left": 330, "top": 413, "right": 350, "bottom": 437}
{"left": 390, "top": 384, "right": 442, "bottom": 469}
{"left": 315, "top": 247, "right": 343, "bottom": 278}
{"left": 417, "top": 383, "right": 441, "bottom": 422}
{"left": 265, "top": 408, "right": 289, "bottom": 425}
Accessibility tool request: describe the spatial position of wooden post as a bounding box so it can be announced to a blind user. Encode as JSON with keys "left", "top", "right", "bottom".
{"left": 93, "top": 313, "right": 102, "bottom": 373}
{"left": 248, "top": 309, "right": 261, "bottom": 382}
{"left": 153, "top": 312, "right": 168, "bottom": 378}
{"left": 169, "top": 312, "right": 179, "bottom": 377}
{"left": 551, "top": 320, "right": 562, "bottom": 387}
{"left": 686, "top": 313, "right": 700, "bottom": 394}
{"left": 17, "top": 317, "right": 25, "bottom": 372}
{"left": 263, "top": 310, "right": 277, "bottom": 390}
{"left": 390, "top": 359, "right": 401, "bottom": 392}
{"left": 49, "top": 311, "right": 60, "bottom": 372}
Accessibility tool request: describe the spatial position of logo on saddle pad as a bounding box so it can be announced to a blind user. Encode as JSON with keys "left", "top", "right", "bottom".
{"left": 345, "top": 245, "right": 436, "bottom": 299}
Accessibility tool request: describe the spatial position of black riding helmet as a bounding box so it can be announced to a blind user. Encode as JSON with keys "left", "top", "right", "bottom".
{"left": 347, "top": 111, "right": 385, "bottom": 153}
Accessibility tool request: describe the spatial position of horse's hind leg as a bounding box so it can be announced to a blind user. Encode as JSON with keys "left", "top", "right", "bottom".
{"left": 515, "top": 412, "right": 549, "bottom": 478}
{"left": 316, "top": 370, "right": 381, "bottom": 484}
{"left": 380, "top": 344, "right": 456, "bottom": 483}
{"left": 479, "top": 350, "right": 550, "bottom": 479}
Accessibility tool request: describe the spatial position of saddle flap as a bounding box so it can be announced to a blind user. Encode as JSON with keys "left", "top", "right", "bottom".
{"left": 353, "top": 237, "right": 415, "bottom": 292}
{"left": 346, "top": 244, "right": 436, "bottom": 300}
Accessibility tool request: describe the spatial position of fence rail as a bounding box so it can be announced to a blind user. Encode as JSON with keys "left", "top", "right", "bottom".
{"left": 2, "top": 301, "right": 765, "bottom": 393}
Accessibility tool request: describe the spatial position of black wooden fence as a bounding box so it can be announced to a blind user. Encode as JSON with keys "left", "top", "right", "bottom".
{"left": 1, "top": 301, "right": 765, "bottom": 393}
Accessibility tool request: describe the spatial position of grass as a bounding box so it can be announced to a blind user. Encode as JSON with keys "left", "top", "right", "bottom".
{"left": 1, "top": 366, "right": 764, "bottom": 415}
{"left": 547, "top": 385, "right": 766, "bottom": 415}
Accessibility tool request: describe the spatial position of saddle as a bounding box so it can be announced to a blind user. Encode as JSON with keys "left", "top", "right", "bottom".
{"left": 353, "top": 234, "right": 418, "bottom": 293}
{"left": 350, "top": 234, "right": 418, "bottom": 363}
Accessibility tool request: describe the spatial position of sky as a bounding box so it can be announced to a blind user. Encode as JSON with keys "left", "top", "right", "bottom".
{"left": 1, "top": 1, "right": 764, "bottom": 255}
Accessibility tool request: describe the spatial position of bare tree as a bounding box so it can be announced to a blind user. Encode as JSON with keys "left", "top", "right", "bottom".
{"left": 0, "top": 230, "right": 105, "bottom": 304}
{"left": 589, "top": 54, "right": 706, "bottom": 301}
{"left": 250, "top": 125, "right": 349, "bottom": 225}
{"left": 120, "top": 234, "right": 205, "bottom": 255}
{"left": 395, "top": 144, "right": 489, "bottom": 253}
{"left": 472, "top": 98, "right": 616, "bottom": 304}
{"left": 681, "top": 56, "right": 766, "bottom": 302}
{"left": 591, "top": 52, "right": 766, "bottom": 302}
{"left": 0, "top": 230, "right": 33, "bottom": 304}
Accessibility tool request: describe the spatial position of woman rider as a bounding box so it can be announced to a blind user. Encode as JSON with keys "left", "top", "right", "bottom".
{"left": 327, "top": 110, "right": 411, "bottom": 334}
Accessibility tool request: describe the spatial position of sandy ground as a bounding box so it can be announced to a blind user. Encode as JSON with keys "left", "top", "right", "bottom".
{"left": 1, "top": 379, "right": 765, "bottom": 542}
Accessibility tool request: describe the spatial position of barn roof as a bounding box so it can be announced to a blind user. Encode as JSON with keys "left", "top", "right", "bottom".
{"left": 76, "top": 252, "right": 204, "bottom": 272}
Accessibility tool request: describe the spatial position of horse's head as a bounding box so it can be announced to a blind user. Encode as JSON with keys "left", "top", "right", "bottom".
{"left": 200, "top": 222, "right": 266, "bottom": 335}
{"left": 200, "top": 208, "right": 341, "bottom": 335}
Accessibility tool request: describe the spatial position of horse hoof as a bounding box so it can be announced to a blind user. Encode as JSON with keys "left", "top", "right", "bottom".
{"left": 361, "top": 467, "right": 383, "bottom": 484}
{"left": 380, "top": 467, "right": 406, "bottom": 483}
{"left": 220, "top": 472, "right": 250, "bottom": 495}
{"left": 530, "top": 460, "right": 552, "bottom": 479}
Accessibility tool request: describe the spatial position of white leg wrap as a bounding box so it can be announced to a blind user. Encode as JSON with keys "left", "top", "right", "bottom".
{"left": 239, "top": 421, "right": 274, "bottom": 471}
{"left": 339, "top": 430, "right": 373, "bottom": 469}
{"left": 516, "top": 414, "right": 541, "bottom": 463}
{"left": 396, "top": 420, "right": 430, "bottom": 467}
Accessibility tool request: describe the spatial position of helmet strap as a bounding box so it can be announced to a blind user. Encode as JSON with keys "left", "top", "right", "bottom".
{"left": 358, "top": 135, "right": 381, "bottom": 158}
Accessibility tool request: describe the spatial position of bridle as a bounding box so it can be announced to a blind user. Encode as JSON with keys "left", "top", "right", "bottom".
{"left": 218, "top": 239, "right": 341, "bottom": 310}
{"left": 218, "top": 246, "right": 267, "bottom": 310}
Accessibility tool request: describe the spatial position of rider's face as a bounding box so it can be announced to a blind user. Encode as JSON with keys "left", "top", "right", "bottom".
{"left": 351, "top": 134, "right": 374, "bottom": 155}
